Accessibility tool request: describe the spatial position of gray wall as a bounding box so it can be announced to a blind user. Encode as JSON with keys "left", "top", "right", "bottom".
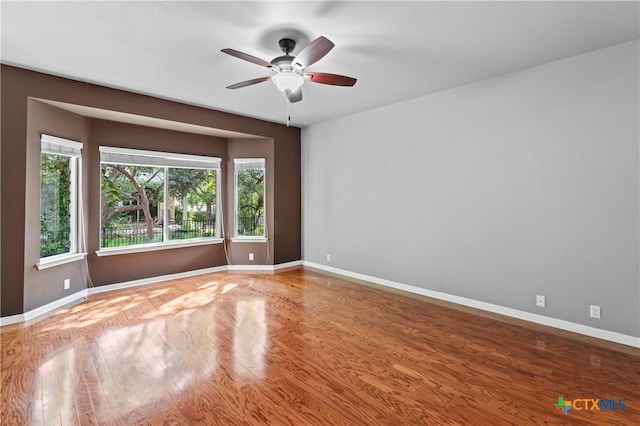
{"left": 302, "top": 40, "right": 639, "bottom": 337}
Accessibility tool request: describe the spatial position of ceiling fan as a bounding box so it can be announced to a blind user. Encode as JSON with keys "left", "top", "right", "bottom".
{"left": 222, "top": 36, "right": 357, "bottom": 104}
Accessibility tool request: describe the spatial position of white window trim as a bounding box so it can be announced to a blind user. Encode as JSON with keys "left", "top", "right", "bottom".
{"left": 99, "top": 146, "right": 221, "bottom": 168}
{"left": 96, "top": 238, "right": 223, "bottom": 257}
{"left": 41, "top": 134, "right": 83, "bottom": 154}
{"left": 234, "top": 158, "right": 266, "bottom": 239}
{"left": 39, "top": 135, "right": 83, "bottom": 265}
{"left": 98, "top": 147, "right": 222, "bottom": 254}
{"left": 69, "top": 158, "right": 78, "bottom": 254}
{"left": 230, "top": 237, "right": 268, "bottom": 243}
{"left": 37, "top": 252, "right": 87, "bottom": 270}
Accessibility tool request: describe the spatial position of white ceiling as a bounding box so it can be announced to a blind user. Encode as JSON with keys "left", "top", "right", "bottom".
{"left": 2, "top": 1, "right": 639, "bottom": 128}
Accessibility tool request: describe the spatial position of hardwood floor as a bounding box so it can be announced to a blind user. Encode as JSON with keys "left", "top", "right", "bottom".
{"left": 1, "top": 266, "right": 639, "bottom": 425}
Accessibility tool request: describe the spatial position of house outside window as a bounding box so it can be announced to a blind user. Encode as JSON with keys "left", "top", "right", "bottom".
{"left": 234, "top": 158, "right": 266, "bottom": 238}
{"left": 99, "top": 147, "right": 220, "bottom": 252}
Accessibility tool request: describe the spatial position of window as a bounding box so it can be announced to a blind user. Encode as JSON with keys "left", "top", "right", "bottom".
{"left": 40, "top": 135, "right": 82, "bottom": 260}
{"left": 99, "top": 147, "right": 220, "bottom": 252}
{"left": 234, "top": 158, "right": 266, "bottom": 238}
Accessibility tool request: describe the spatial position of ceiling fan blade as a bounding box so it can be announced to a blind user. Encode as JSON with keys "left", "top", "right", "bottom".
{"left": 226, "top": 76, "right": 270, "bottom": 89}
{"left": 307, "top": 72, "right": 357, "bottom": 87}
{"left": 292, "top": 36, "right": 334, "bottom": 68}
{"left": 286, "top": 88, "right": 302, "bottom": 103}
{"left": 221, "top": 48, "right": 273, "bottom": 68}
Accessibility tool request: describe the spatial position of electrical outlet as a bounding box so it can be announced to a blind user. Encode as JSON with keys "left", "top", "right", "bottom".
{"left": 326, "top": 254, "right": 331, "bottom": 262}
{"left": 536, "top": 295, "right": 545, "bottom": 308}
{"left": 590, "top": 305, "right": 601, "bottom": 319}
{"left": 64, "top": 278, "right": 70, "bottom": 290}
{"left": 249, "top": 253, "right": 254, "bottom": 261}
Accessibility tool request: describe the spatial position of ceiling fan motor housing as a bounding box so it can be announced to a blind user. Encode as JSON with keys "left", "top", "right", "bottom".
{"left": 271, "top": 55, "right": 296, "bottom": 71}
{"left": 272, "top": 38, "right": 299, "bottom": 71}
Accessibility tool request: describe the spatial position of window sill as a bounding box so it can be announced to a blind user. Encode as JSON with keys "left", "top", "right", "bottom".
{"left": 96, "top": 238, "right": 223, "bottom": 257}
{"left": 37, "top": 253, "right": 87, "bottom": 270}
{"left": 230, "top": 238, "right": 268, "bottom": 243}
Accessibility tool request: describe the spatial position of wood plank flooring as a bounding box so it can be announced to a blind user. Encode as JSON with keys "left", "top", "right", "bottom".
{"left": 1, "top": 266, "right": 639, "bottom": 425}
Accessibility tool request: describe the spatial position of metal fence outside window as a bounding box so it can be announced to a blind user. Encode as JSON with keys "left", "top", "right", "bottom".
{"left": 101, "top": 219, "right": 216, "bottom": 247}
{"left": 237, "top": 215, "right": 264, "bottom": 236}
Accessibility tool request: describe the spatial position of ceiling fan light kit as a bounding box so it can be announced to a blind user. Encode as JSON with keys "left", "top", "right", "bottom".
{"left": 222, "top": 35, "right": 357, "bottom": 125}
{"left": 271, "top": 72, "right": 304, "bottom": 93}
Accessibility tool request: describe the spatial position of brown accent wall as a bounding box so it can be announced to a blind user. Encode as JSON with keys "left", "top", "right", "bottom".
{"left": 1, "top": 68, "right": 30, "bottom": 316}
{"left": 226, "top": 138, "right": 274, "bottom": 265}
{"left": 273, "top": 133, "right": 302, "bottom": 263}
{"left": 0, "top": 64, "right": 301, "bottom": 317}
{"left": 23, "top": 100, "right": 90, "bottom": 311}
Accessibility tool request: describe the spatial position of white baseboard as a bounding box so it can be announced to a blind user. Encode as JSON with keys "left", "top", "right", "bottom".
{"left": 227, "top": 260, "right": 303, "bottom": 271}
{"left": 273, "top": 260, "right": 304, "bottom": 270}
{"left": 24, "top": 289, "right": 89, "bottom": 321}
{"left": 0, "top": 289, "right": 89, "bottom": 326}
{"left": 227, "top": 264, "right": 275, "bottom": 271}
{"left": 0, "top": 313, "right": 25, "bottom": 326}
{"left": 302, "top": 261, "right": 640, "bottom": 349}
{"left": 1, "top": 262, "right": 303, "bottom": 326}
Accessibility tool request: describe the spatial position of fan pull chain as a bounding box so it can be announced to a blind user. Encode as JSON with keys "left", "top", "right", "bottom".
{"left": 286, "top": 91, "right": 291, "bottom": 127}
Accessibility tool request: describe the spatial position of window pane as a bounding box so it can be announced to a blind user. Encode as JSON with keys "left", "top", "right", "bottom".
{"left": 40, "top": 153, "right": 72, "bottom": 257}
{"left": 236, "top": 168, "right": 265, "bottom": 237}
{"left": 100, "top": 164, "right": 165, "bottom": 248}
{"left": 168, "top": 168, "right": 217, "bottom": 240}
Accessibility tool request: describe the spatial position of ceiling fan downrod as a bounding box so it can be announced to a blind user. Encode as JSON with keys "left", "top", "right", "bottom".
{"left": 278, "top": 38, "right": 296, "bottom": 55}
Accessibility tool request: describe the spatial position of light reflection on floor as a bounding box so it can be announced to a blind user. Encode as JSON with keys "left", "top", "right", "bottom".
{"left": 30, "top": 279, "right": 269, "bottom": 424}
{"left": 33, "top": 345, "right": 77, "bottom": 422}
{"left": 234, "top": 298, "right": 267, "bottom": 379}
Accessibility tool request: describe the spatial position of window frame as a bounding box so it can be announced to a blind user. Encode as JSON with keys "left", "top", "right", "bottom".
{"left": 233, "top": 158, "right": 267, "bottom": 241}
{"left": 97, "top": 147, "right": 222, "bottom": 256}
{"left": 37, "top": 134, "right": 85, "bottom": 269}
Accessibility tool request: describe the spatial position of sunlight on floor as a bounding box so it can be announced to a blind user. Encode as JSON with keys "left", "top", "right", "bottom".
{"left": 88, "top": 310, "right": 218, "bottom": 422}
{"left": 28, "top": 277, "right": 272, "bottom": 423}
{"left": 44, "top": 295, "right": 145, "bottom": 331}
{"left": 148, "top": 282, "right": 226, "bottom": 318}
